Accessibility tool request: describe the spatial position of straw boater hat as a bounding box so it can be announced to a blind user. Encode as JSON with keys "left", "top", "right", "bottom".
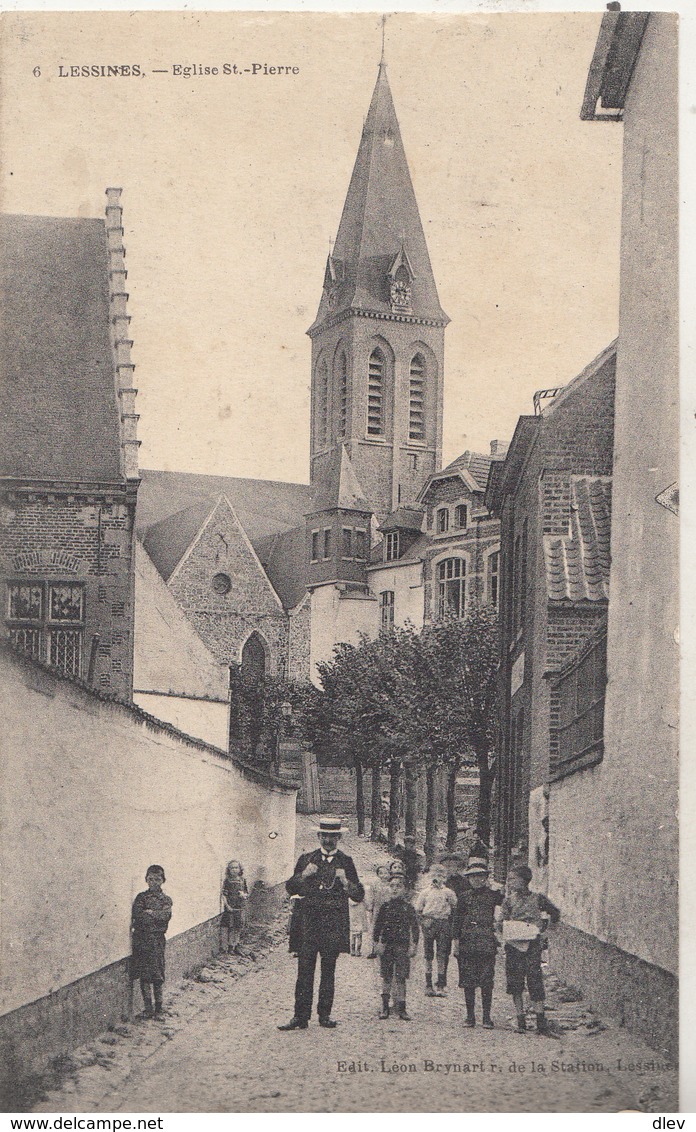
{"left": 315, "top": 816, "right": 347, "bottom": 835}
{"left": 463, "top": 856, "right": 490, "bottom": 876}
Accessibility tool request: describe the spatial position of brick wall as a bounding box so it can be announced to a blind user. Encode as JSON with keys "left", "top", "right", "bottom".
{"left": 0, "top": 487, "right": 136, "bottom": 699}
{"left": 421, "top": 477, "right": 500, "bottom": 622}
{"left": 494, "top": 348, "right": 616, "bottom": 866}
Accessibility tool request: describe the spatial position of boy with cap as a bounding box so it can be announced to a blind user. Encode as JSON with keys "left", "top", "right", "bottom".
{"left": 373, "top": 869, "right": 419, "bottom": 1020}
{"left": 499, "top": 863, "right": 560, "bottom": 1037}
{"left": 452, "top": 857, "right": 503, "bottom": 1028}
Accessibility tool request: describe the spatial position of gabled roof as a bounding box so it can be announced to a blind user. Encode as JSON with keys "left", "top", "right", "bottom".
{"left": 484, "top": 418, "right": 540, "bottom": 516}
{"left": 309, "top": 445, "right": 372, "bottom": 514}
{"left": 309, "top": 63, "right": 448, "bottom": 333}
{"left": 137, "top": 469, "right": 311, "bottom": 541}
{"left": 544, "top": 476, "right": 611, "bottom": 602}
{"left": 0, "top": 214, "right": 122, "bottom": 482}
{"left": 418, "top": 449, "right": 501, "bottom": 503}
{"left": 137, "top": 469, "right": 312, "bottom": 605}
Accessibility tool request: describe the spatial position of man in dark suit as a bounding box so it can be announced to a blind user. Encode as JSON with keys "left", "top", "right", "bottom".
{"left": 278, "top": 817, "right": 364, "bottom": 1030}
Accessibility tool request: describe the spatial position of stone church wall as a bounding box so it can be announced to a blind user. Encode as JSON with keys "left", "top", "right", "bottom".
{"left": 168, "top": 496, "right": 289, "bottom": 676}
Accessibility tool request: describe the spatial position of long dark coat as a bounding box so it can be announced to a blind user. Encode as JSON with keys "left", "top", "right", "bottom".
{"left": 285, "top": 848, "right": 364, "bottom": 955}
{"left": 130, "top": 889, "right": 172, "bottom": 982}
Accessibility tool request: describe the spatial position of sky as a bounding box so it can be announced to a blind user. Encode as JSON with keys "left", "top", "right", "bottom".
{"left": 0, "top": 11, "right": 623, "bottom": 484}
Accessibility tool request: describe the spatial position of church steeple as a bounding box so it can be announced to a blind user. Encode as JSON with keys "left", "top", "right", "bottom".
{"left": 308, "top": 59, "right": 449, "bottom": 521}
{"left": 309, "top": 62, "right": 448, "bottom": 332}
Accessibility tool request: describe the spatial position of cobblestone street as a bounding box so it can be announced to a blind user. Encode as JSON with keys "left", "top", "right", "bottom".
{"left": 33, "top": 824, "right": 677, "bottom": 1114}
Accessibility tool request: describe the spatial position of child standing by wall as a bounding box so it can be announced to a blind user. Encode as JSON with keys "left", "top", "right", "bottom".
{"left": 372, "top": 870, "right": 419, "bottom": 1020}
{"left": 452, "top": 858, "right": 503, "bottom": 1028}
{"left": 499, "top": 863, "right": 560, "bottom": 1037}
{"left": 221, "top": 859, "right": 248, "bottom": 954}
{"left": 131, "top": 865, "right": 172, "bottom": 1019}
{"left": 414, "top": 863, "right": 456, "bottom": 997}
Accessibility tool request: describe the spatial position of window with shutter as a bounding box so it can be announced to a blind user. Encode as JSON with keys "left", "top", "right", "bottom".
{"left": 409, "top": 354, "right": 425, "bottom": 440}
{"left": 367, "top": 349, "right": 384, "bottom": 436}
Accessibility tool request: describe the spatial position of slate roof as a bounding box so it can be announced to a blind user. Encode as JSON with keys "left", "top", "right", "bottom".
{"left": 0, "top": 214, "right": 122, "bottom": 482}
{"left": 379, "top": 506, "right": 424, "bottom": 532}
{"left": 254, "top": 525, "right": 308, "bottom": 612}
{"left": 544, "top": 476, "right": 612, "bottom": 602}
{"left": 309, "top": 445, "right": 372, "bottom": 514}
{"left": 309, "top": 63, "right": 448, "bottom": 333}
{"left": 441, "top": 450, "right": 500, "bottom": 491}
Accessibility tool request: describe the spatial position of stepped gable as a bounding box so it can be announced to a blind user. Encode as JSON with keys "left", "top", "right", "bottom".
{"left": 0, "top": 213, "right": 123, "bottom": 482}
{"left": 309, "top": 62, "right": 448, "bottom": 333}
{"left": 544, "top": 476, "right": 612, "bottom": 602}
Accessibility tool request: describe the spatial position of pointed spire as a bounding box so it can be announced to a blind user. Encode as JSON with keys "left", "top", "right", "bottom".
{"left": 309, "top": 57, "right": 448, "bottom": 333}
{"left": 380, "top": 14, "right": 387, "bottom": 66}
{"left": 309, "top": 445, "right": 372, "bottom": 515}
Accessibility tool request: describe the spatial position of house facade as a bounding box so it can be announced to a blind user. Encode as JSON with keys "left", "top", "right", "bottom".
{"left": 0, "top": 191, "right": 140, "bottom": 700}
{"left": 485, "top": 343, "right": 616, "bottom": 879}
{"left": 548, "top": 12, "right": 678, "bottom": 1059}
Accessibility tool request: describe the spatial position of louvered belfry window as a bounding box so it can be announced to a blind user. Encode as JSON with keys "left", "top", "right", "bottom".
{"left": 337, "top": 351, "right": 348, "bottom": 438}
{"left": 409, "top": 354, "right": 425, "bottom": 440}
{"left": 317, "top": 359, "right": 329, "bottom": 449}
{"left": 367, "top": 349, "right": 384, "bottom": 436}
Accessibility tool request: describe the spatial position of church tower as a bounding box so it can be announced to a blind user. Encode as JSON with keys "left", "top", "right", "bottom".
{"left": 307, "top": 60, "right": 449, "bottom": 523}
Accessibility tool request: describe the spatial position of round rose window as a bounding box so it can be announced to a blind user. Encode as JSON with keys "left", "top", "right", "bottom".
{"left": 212, "top": 573, "right": 232, "bottom": 595}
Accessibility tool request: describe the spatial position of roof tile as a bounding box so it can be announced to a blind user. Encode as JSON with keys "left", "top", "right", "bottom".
{"left": 543, "top": 476, "right": 612, "bottom": 602}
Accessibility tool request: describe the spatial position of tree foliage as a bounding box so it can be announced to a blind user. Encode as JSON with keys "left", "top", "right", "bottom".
{"left": 298, "top": 609, "right": 499, "bottom": 845}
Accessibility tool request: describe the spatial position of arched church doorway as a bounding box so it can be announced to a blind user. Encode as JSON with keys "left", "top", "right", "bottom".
{"left": 228, "top": 632, "right": 270, "bottom": 762}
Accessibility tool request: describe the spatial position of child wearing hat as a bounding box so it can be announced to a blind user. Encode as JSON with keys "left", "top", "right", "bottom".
{"left": 499, "top": 863, "right": 560, "bottom": 1037}
{"left": 414, "top": 863, "right": 457, "bottom": 996}
{"left": 131, "top": 865, "right": 172, "bottom": 1019}
{"left": 372, "top": 869, "right": 420, "bottom": 1020}
{"left": 452, "top": 857, "right": 503, "bottom": 1028}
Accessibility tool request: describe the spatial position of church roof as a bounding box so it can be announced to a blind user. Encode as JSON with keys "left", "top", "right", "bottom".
{"left": 254, "top": 525, "right": 308, "bottom": 612}
{"left": 309, "top": 445, "right": 372, "bottom": 515}
{"left": 309, "top": 63, "right": 448, "bottom": 333}
{"left": 0, "top": 214, "right": 122, "bottom": 483}
{"left": 136, "top": 469, "right": 312, "bottom": 592}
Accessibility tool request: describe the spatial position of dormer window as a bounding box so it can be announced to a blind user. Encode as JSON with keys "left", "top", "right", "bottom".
{"left": 437, "top": 507, "right": 449, "bottom": 534}
{"left": 385, "top": 532, "right": 400, "bottom": 561}
{"left": 454, "top": 504, "right": 468, "bottom": 530}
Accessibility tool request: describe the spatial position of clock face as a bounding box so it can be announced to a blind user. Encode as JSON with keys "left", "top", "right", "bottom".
{"left": 390, "top": 280, "right": 411, "bottom": 308}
